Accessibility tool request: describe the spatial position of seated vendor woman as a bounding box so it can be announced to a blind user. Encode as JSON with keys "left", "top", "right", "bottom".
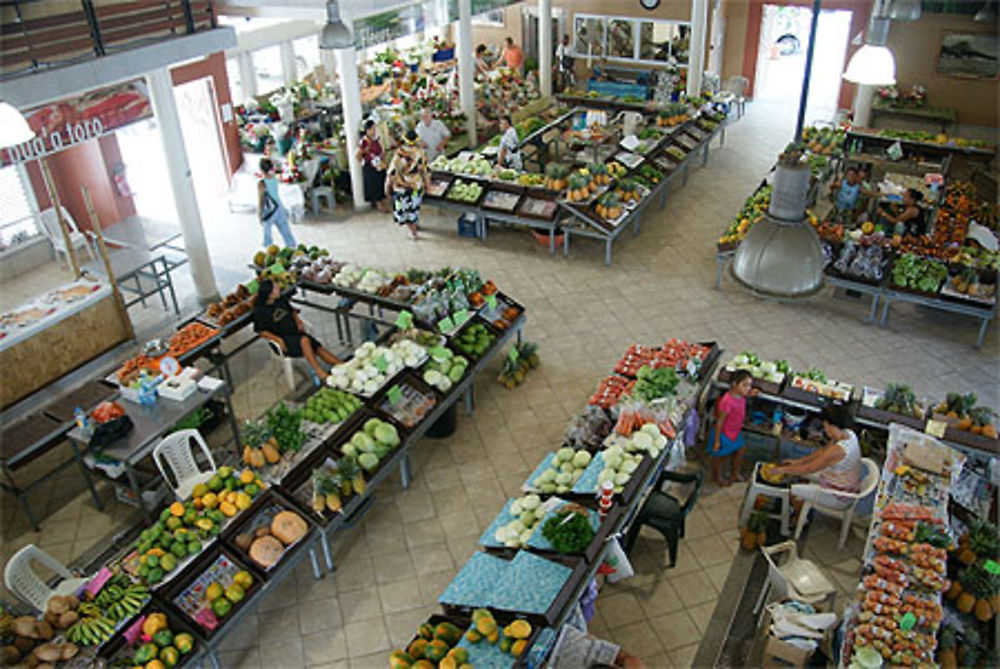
{"left": 880, "top": 188, "right": 926, "bottom": 237}
{"left": 252, "top": 279, "right": 340, "bottom": 379}
{"left": 769, "top": 403, "right": 862, "bottom": 512}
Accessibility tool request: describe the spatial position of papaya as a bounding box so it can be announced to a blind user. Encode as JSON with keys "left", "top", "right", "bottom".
{"left": 512, "top": 639, "right": 528, "bottom": 657}
{"left": 412, "top": 661, "right": 434, "bottom": 669}
{"left": 464, "top": 628, "right": 483, "bottom": 643}
{"left": 389, "top": 650, "right": 414, "bottom": 669}
{"left": 407, "top": 639, "right": 428, "bottom": 659}
{"left": 504, "top": 620, "right": 532, "bottom": 640}
{"left": 423, "top": 640, "right": 449, "bottom": 663}
{"left": 974, "top": 598, "right": 994, "bottom": 622}
{"left": 262, "top": 443, "right": 280, "bottom": 465}
{"left": 434, "top": 622, "right": 462, "bottom": 646}
{"left": 418, "top": 623, "right": 434, "bottom": 640}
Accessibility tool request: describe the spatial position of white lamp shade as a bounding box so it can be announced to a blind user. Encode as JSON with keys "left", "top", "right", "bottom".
{"left": 843, "top": 45, "right": 896, "bottom": 85}
{"left": 0, "top": 102, "right": 35, "bottom": 149}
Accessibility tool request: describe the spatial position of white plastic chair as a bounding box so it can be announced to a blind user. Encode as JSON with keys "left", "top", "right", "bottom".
{"left": 152, "top": 429, "right": 217, "bottom": 501}
{"left": 38, "top": 206, "right": 96, "bottom": 268}
{"left": 263, "top": 317, "right": 319, "bottom": 391}
{"left": 755, "top": 540, "right": 837, "bottom": 614}
{"left": 4, "top": 545, "right": 88, "bottom": 613}
{"left": 794, "top": 458, "right": 880, "bottom": 550}
{"left": 739, "top": 461, "right": 794, "bottom": 536}
{"left": 722, "top": 75, "right": 749, "bottom": 118}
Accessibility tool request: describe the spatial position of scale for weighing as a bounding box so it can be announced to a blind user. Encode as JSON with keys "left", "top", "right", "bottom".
{"left": 158, "top": 363, "right": 199, "bottom": 401}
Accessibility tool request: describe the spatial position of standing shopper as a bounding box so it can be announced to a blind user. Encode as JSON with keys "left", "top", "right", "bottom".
{"left": 357, "top": 120, "right": 389, "bottom": 213}
{"left": 708, "top": 370, "right": 756, "bottom": 486}
{"left": 258, "top": 158, "right": 297, "bottom": 248}
{"left": 496, "top": 116, "right": 523, "bottom": 171}
{"left": 415, "top": 108, "right": 452, "bottom": 163}
{"left": 556, "top": 34, "right": 574, "bottom": 91}
{"left": 386, "top": 129, "right": 429, "bottom": 240}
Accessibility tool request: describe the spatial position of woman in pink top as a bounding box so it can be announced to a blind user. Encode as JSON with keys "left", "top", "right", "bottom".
{"left": 709, "top": 370, "right": 756, "bottom": 486}
{"left": 499, "top": 37, "right": 525, "bottom": 74}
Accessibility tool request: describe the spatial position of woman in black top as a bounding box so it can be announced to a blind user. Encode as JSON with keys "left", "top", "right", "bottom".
{"left": 882, "top": 188, "right": 926, "bottom": 236}
{"left": 252, "top": 279, "right": 339, "bottom": 378}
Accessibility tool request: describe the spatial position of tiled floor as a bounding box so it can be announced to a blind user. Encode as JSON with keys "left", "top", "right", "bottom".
{"left": 2, "top": 97, "right": 997, "bottom": 667}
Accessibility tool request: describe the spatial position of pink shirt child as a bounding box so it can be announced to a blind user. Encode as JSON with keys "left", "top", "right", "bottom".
{"left": 717, "top": 391, "right": 747, "bottom": 441}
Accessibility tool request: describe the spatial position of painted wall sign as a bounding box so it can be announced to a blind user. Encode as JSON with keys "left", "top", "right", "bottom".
{"left": 2, "top": 79, "right": 153, "bottom": 166}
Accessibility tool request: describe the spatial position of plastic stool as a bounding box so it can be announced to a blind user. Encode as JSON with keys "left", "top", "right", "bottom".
{"left": 310, "top": 187, "right": 334, "bottom": 215}
{"left": 739, "top": 462, "right": 793, "bottom": 536}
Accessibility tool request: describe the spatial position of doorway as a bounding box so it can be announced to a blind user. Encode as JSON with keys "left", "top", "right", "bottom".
{"left": 175, "top": 77, "right": 228, "bottom": 212}
{"left": 753, "top": 5, "right": 852, "bottom": 124}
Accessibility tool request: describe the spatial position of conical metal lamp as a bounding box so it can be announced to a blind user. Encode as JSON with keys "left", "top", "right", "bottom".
{"left": 319, "top": 0, "right": 353, "bottom": 50}
{"left": 730, "top": 163, "right": 825, "bottom": 299}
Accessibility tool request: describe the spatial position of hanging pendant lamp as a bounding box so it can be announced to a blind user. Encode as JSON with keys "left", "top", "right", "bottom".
{"left": 0, "top": 101, "right": 35, "bottom": 149}
{"left": 843, "top": 17, "right": 896, "bottom": 86}
{"left": 730, "top": 160, "right": 826, "bottom": 299}
{"left": 319, "top": 0, "right": 354, "bottom": 50}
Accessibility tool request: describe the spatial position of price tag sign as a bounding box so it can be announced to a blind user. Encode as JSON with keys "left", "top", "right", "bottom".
{"left": 123, "top": 615, "right": 146, "bottom": 645}
{"left": 485, "top": 294, "right": 498, "bottom": 310}
{"left": 452, "top": 309, "right": 470, "bottom": 326}
{"left": 387, "top": 385, "right": 403, "bottom": 404}
{"left": 395, "top": 310, "right": 413, "bottom": 329}
{"left": 246, "top": 279, "right": 259, "bottom": 294}
{"left": 373, "top": 355, "right": 388, "bottom": 373}
{"left": 85, "top": 566, "right": 113, "bottom": 598}
{"left": 984, "top": 560, "right": 1000, "bottom": 575}
{"left": 925, "top": 419, "right": 948, "bottom": 439}
{"left": 438, "top": 316, "right": 454, "bottom": 333}
{"left": 429, "top": 346, "right": 450, "bottom": 359}
{"left": 899, "top": 612, "right": 916, "bottom": 631}
{"left": 268, "top": 262, "right": 285, "bottom": 274}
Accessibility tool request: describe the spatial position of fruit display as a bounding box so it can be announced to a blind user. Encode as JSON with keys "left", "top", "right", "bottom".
{"left": 656, "top": 103, "right": 690, "bottom": 127}
{"left": 933, "top": 392, "right": 998, "bottom": 438}
{"left": 564, "top": 171, "right": 596, "bottom": 203}
{"left": 450, "top": 322, "right": 496, "bottom": 358}
{"left": 527, "top": 447, "right": 593, "bottom": 494}
{"left": 377, "top": 380, "right": 436, "bottom": 428}
{"left": 942, "top": 265, "right": 997, "bottom": 303}
{"left": 230, "top": 502, "right": 310, "bottom": 571}
{"left": 594, "top": 192, "right": 623, "bottom": 222}
{"left": 606, "top": 160, "right": 628, "bottom": 179}
{"left": 169, "top": 552, "right": 256, "bottom": 634}
{"left": 476, "top": 291, "right": 522, "bottom": 330}
{"left": 4, "top": 603, "right": 80, "bottom": 663}
{"left": 544, "top": 163, "right": 570, "bottom": 191}
{"left": 88, "top": 573, "right": 150, "bottom": 625}
{"left": 430, "top": 153, "right": 492, "bottom": 177}
{"left": 787, "top": 372, "right": 854, "bottom": 402}
{"left": 308, "top": 453, "right": 369, "bottom": 516}
{"left": 390, "top": 612, "right": 528, "bottom": 669}
{"left": 340, "top": 417, "right": 401, "bottom": 472}
{"left": 718, "top": 185, "right": 771, "bottom": 248}
{"left": 636, "top": 164, "right": 664, "bottom": 186}
{"left": 327, "top": 339, "right": 427, "bottom": 396}
{"left": 801, "top": 125, "right": 844, "bottom": 155}
{"left": 613, "top": 340, "right": 712, "bottom": 377}
{"left": 202, "top": 283, "right": 256, "bottom": 328}
{"left": 112, "top": 610, "right": 196, "bottom": 668}
{"left": 487, "top": 494, "right": 544, "bottom": 548}
{"left": 587, "top": 162, "right": 612, "bottom": 186}
{"left": 862, "top": 383, "right": 925, "bottom": 421}
{"left": 892, "top": 253, "right": 947, "bottom": 293}
{"left": 497, "top": 341, "right": 539, "bottom": 389}
{"left": 614, "top": 179, "right": 642, "bottom": 206}
{"left": 447, "top": 179, "right": 484, "bottom": 204}
{"left": 724, "top": 351, "right": 788, "bottom": 385}
{"left": 422, "top": 346, "right": 469, "bottom": 393}
{"left": 876, "top": 128, "right": 989, "bottom": 149}
{"left": 303, "top": 388, "right": 363, "bottom": 426}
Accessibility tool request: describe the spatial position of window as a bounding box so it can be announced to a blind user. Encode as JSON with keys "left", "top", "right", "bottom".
{"left": 252, "top": 45, "right": 285, "bottom": 96}
{"left": 293, "top": 35, "right": 320, "bottom": 80}
{"left": 575, "top": 14, "right": 691, "bottom": 65}
{"left": 608, "top": 19, "right": 635, "bottom": 60}
{"left": 0, "top": 164, "right": 40, "bottom": 249}
{"left": 226, "top": 57, "right": 244, "bottom": 104}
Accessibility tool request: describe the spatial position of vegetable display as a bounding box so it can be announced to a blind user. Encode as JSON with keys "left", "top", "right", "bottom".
{"left": 892, "top": 253, "right": 947, "bottom": 293}
{"left": 541, "top": 505, "right": 595, "bottom": 554}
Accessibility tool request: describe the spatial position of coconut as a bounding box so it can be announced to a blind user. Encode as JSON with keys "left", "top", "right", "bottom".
{"left": 12, "top": 617, "right": 37, "bottom": 638}
{"left": 33, "top": 644, "right": 61, "bottom": 663}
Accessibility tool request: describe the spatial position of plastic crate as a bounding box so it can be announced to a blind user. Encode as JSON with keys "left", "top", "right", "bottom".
{"left": 457, "top": 214, "right": 479, "bottom": 238}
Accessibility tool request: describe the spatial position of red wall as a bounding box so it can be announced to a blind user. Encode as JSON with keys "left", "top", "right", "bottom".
{"left": 740, "top": 0, "right": 873, "bottom": 112}
{"left": 172, "top": 51, "right": 243, "bottom": 177}
{"left": 26, "top": 134, "right": 136, "bottom": 232}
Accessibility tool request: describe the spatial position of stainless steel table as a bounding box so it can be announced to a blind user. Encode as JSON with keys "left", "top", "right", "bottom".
{"left": 67, "top": 381, "right": 241, "bottom": 522}
{"left": 101, "top": 215, "right": 183, "bottom": 254}
{"left": 82, "top": 247, "right": 180, "bottom": 314}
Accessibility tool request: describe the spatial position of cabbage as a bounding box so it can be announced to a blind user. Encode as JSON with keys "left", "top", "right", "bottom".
{"left": 352, "top": 432, "right": 375, "bottom": 453}
{"left": 358, "top": 452, "right": 379, "bottom": 471}
{"left": 537, "top": 469, "right": 557, "bottom": 484}
{"left": 556, "top": 472, "right": 572, "bottom": 486}
{"left": 374, "top": 423, "right": 400, "bottom": 447}
{"left": 604, "top": 453, "right": 622, "bottom": 470}
{"left": 540, "top": 482, "right": 557, "bottom": 493}
{"left": 598, "top": 468, "right": 616, "bottom": 483}
{"left": 630, "top": 432, "right": 653, "bottom": 452}
{"left": 510, "top": 500, "right": 523, "bottom": 516}
{"left": 521, "top": 494, "right": 541, "bottom": 510}
{"left": 614, "top": 472, "right": 631, "bottom": 486}
{"left": 573, "top": 451, "right": 592, "bottom": 468}
{"left": 519, "top": 510, "right": 535, "bottom": 525}
{"left": 557, "top": 447, "right": 574, "bottom": 463}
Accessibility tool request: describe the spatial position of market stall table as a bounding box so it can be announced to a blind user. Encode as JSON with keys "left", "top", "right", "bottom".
{"left": 81, "top": 247, "right": 180, "bottom": 315}
{"left": 67, "top": 379, "right": 241, "bottom": 522}
{"left": 101, "top": 215, "right": 183, "bottom": 255}
{"left": 879, "top": 286, "right": 996, "bottom": 348}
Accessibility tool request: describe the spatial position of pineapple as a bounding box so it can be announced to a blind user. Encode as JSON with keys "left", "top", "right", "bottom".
{"left": 958, "top": 562, "right": 1000, "bottom": 622}
{"left": 338, "top": 455, "right": 365, "bottom": 497}
{"left": 938, "top": 625, "right": 957, "bottom": 669}
{"left": 242, "top": 421, "right": 271, "bottom": 468}
{"left": 968, "top": 518, "right": 1000, "bottom": 561}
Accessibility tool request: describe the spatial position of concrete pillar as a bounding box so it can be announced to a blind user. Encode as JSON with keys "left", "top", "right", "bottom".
{"left": 687, "top": 0, "right": 709, "bottom": 97}
{"left": 539, "top": 0, "right": 553, "bottom": 98}
{"left": 281, "top": 41, "right": 297, "bottom": 86}
{"left": 239, "top": 52, "right": 256, "bottom": 98}
{"left": 320, "top": 48, "right": 337, "bottom": 86}
{"left": 456, "top": 0, "right": 476, "bottom": 144}
{"left": 145, "top": 67, "right": 219, "bottom": 304}
{"left": 335, "top": 47, "right": 366, "bottom": 210}
{"left": 853, "top": 84, "right": 876, "bottom": 127}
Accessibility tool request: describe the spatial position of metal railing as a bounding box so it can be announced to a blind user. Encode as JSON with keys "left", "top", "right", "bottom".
{"left": 1, "top": 1, "right": 217, "bottom": 79}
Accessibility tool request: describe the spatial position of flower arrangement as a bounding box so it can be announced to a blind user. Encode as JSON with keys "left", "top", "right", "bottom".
{"left": 878, "top": 84, "right": 926, "bottom": 108}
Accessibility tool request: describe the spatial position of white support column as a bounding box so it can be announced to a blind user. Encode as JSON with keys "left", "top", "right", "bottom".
{"left": 281, "top": 41, "right": 297, "bottom": 86}
{"left": 456, "top": 0, "right": 476, "bottom": 144}
{"left": 853, "top": 84, "right": 876, "bottom": 127}
{"left": 239, "top": 51, "right": 256, "bottom": 98}
{"left": 687, "top": 0, "right": 709, "bottom": 97}
{"left": 145, "top": 67, "right": 219, "bottom": 304}
{"left": 539, "top": 0, "right": 553, "bottom": 98}
{"left": 335, "top": 47, "right": 366, "bottom": 210}
{"left": 320, "top": 48, "right": 336, "bottom": 85}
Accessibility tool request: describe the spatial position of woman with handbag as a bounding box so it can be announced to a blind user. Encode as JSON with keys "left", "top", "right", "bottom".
{"left": 258, "top": 158, "right": 297, "bottom": 248}
{"left": 357, "top": 120, "right": 389, "bottom": 213}
{"left": 385, "top": 129, "right": 429, "bottom": 241}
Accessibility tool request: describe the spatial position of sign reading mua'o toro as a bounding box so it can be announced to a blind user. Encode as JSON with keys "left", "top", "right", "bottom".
{"left": 2, "top": 79, "right": 153, "bottom": 166}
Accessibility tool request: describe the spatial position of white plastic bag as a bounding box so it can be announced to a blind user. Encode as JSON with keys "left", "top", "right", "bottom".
{"left": 603, "top": 536, "right": 634, "bottom": 583}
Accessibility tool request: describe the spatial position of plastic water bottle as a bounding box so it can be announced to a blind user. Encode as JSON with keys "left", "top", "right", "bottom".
{"left": 772, "top": 408, "right": 783, "bottom": 436}
{"left": 74, "top": 408, "right": 93, "bottom": 438}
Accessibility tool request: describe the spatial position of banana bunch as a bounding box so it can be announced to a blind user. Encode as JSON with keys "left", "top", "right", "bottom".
{"left": 103, "top": 584, "right": 147, "bottom": 622}
{"left": 66, "top": 614, "right": 116, "bottom": 646}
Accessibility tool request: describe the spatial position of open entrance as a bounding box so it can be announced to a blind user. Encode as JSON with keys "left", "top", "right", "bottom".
{"left": 754, "top": 4, "right": 852, "bottom": 125}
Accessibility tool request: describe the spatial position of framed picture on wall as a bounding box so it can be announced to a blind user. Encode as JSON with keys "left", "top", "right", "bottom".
{"left": 472, "top": 9, "right": 505, "bottom": 27}
{"left": 936, "top": 32, "right": 998, "bottom": 79}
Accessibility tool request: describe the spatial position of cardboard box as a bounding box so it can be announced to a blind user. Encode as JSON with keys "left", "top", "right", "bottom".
{"left": 762, "top": 635, "right": 812, "bottom": 668}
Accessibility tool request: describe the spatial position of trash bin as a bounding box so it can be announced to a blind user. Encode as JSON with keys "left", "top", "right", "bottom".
{"left": 426, "top": 402, "right": 458, "bottom": 438}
